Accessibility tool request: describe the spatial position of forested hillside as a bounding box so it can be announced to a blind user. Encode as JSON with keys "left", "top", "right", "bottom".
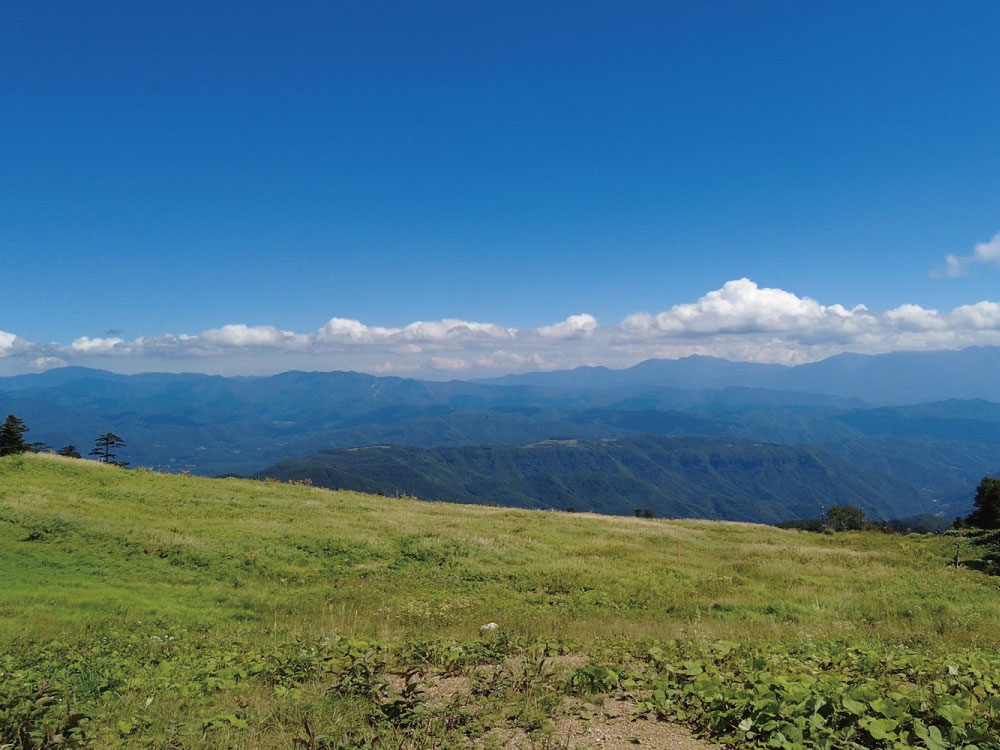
{"left": 260, "top": 435, "right": 926, "bottom": 522}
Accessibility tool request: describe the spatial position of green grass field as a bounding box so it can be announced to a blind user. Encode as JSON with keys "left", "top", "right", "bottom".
{"left": 2, "top": 453, "right": 999, "bottom": 749}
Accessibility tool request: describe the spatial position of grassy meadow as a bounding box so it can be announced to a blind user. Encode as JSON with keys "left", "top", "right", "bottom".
{"left": 2, "top": 453, "right": 999, "bottom": 748}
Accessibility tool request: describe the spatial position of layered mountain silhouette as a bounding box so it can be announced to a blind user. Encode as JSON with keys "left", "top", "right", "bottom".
{"left": 480, "top": 346, "right": 1000, "bottom": 404}
{"left": 2, "top": 346, "right": 998, "bottom": 521}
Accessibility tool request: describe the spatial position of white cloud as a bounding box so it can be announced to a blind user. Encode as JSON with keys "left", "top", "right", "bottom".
{"left": 400, "top": 319, "right": 515, "bottom": 342}
{"left": 884, "top": 304, "right": 946, "bottom": 332}
{"left": 949, "top": 301, "right": 1000, "bottom": 330}
{"left": 621, "top": 279, "right": 872, "bottom": 338}
{"left": 316, "top": 318, "right": 400, "bottom": 343}
{"left": 71, "top": 336, "right": 124, "bottom": 353}
{"left": 939, "top": 231, "right": 1000, "bottom": 277}
{"left": 3, "top": 279, "right": 1000, "bottom": 377}
{"left": 0, "top": 330, "right": 19, "bottom": 357}
{"left": 200, "top": 324, "right": 310, "bottom": 349}
{"left": 33, "top": 356, "right": 67, "bottom": 371}
{"left": 315, "top": 317, "right": 514, "bottom": 346}
{"left": 536, "top": 313, "right": 597, "bottom": 339}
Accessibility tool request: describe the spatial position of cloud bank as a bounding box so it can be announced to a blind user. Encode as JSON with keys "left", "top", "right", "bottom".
{"left": 3, "top": 279, "right": 1000, "bottom": 377}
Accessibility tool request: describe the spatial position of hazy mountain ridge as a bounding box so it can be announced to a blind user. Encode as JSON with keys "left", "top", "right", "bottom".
{"left": 0, "top": 366, "right": 872, "bottom": 475}
{"left": 481, "top": 346, "right": 1000, "bottom": 404}
{"left": 2, "top": 347, "right": 998, "bottom": 522}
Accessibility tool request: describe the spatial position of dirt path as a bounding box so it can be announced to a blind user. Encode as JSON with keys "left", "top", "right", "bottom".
{"left": 477, "top": 697, "right": 723, "bottom": 749}
{"left": 392, "top": 657, "right": 727, "bottom": 750}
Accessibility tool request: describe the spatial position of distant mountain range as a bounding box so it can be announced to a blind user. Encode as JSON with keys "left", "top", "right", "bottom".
{"left": 1, "top": 346, "right": 998, "bottom": 522}
{"left": 480, "top": 346, "right": 1000, "bottom": 404}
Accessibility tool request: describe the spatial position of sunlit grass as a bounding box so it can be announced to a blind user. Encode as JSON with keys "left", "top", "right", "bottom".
{"left": 2, "top": 453, "right": 999, "bottom": 747}
{"left": 3, "top": 453, "right": 1000, "bottom": 645}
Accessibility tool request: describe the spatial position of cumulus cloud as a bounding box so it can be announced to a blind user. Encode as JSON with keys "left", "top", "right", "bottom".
{"left": 200, "top": 324, "right": 311, "bottom": 349}
{"left": 536, "top": 313, "right": 597, "bottom": 339}
{"left": 0, "top": 330, "right": 19, "bottom": 357}
{"left": 71, "top": 336, "right": 125, "bottom": 353}
{"left": 612, "top": 280, "right": 1000, "bottom": 361}
{"left": 884, "top": 304, "right": 947, "bottom": 332}
{"left": 950, "top": 301, "right": 1000, "bottom": 329}
{"left": 316, "top": 318, "right": 399, "bottom": 343}
{"left": 3, "top": 279, "right": 1000, "bottom": 377}
{"left": 33, "top": 356, "right": 67, "bottom": 371}
{"left": 621, "top": 279, "right": 871, "bottom": 338}
{"left": 939, "top": 232, "right": 1000, "bottom": 277}
{"left": 401, "top": 319, "right": 515, "bottom": 342}
{"left": 315, "top": 317, "right": 514, "bottom": 346}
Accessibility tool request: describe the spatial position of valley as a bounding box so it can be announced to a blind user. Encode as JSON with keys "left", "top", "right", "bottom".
{"left": 3, "top": 349, "right": 1000, "bottom": 524}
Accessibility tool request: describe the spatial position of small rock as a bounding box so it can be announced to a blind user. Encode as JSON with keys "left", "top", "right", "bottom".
{"left": 480, "top": 622, "right": 499, "bottom": 631}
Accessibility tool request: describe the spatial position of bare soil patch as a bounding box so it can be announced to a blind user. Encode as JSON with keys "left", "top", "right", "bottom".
{"left": 476, "top": 698, "right": 722, "bottom": 749}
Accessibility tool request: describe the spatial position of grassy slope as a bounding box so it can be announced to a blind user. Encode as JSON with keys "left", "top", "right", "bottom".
{"left": 2, "top": 454, "right": 1000, "bottom": 748}
{"left": 4, "top": 453, "right": 996, "bottom": 646}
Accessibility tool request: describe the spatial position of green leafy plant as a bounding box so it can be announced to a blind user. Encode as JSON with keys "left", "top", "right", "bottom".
{"left": 0, "top": 679, "right": 89, "bottom": 749}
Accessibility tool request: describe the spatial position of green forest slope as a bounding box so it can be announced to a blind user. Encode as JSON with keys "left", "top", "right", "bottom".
{"left": 258, "top": 435, "right": 926, "bottom": 522}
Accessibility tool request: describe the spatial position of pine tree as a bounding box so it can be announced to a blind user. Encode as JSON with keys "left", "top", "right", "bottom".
{"left": 0, "top": 415, "right": 29, "bottom": 456}
{"left": 966, "top": 477, "right": 1000, "bottom": 530}
{"left": 90, "top": 433, "right": 129, "bottom": 467}
{"left": 57, "top": 445, "right": 82, "bottom": 458}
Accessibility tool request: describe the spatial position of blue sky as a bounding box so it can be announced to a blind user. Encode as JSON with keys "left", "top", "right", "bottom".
{"left": 2, "top": 1, "right": 1000, "bottom": 376}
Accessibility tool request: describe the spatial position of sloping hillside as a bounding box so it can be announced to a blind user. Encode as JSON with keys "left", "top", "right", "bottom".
{"left": 2, "top": 454, "right": 999, "bottom": 749}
